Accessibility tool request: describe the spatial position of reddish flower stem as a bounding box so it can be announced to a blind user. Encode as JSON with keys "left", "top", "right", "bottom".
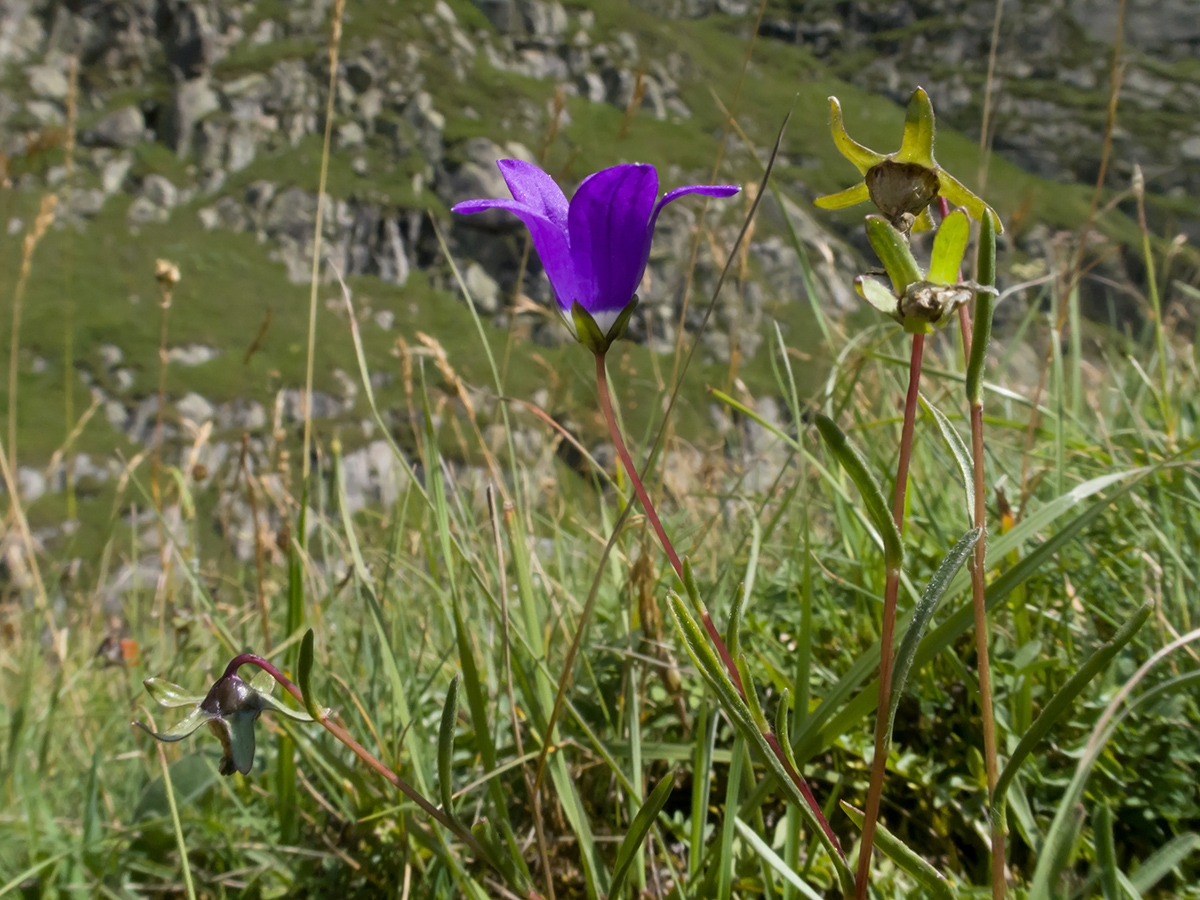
{"left": 223, "top": 655, "right": 532, "bottom": 894}
{"left": 949, "top": 196, "right": 1004, "bottom": 898}
{"left": 594, "top": 351, "right": 845, "bottom": 862}
{"left": 855, "top": 331, "right": 924, "bottom": 900}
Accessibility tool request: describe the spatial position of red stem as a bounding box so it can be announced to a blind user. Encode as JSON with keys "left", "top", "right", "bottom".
{"left": 594, "top": 351, "right": 845, "bottom": 861}
{"left": 594, "top": 352, "right": 743, "bottom": 692}
{"left": 854, "top": 331, "right": 924, "bottom": 899}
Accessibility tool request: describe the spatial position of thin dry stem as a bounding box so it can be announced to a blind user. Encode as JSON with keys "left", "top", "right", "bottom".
{"left": 7, "top": 193, "right": 57, "bottom": 477}
{"left": 855, "top": 332, "right": 924, "bottom": 899}
{"left": 301, "top": 0, "right": 346, "bottom": 485}
{"left": 976, "top": 0, "right": 1005, "bottom": 193}
{"left": 239, "top": 433, "right": 272, "bottom": 653}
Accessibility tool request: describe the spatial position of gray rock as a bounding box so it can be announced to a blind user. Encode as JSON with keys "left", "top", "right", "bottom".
{"left": 100, "top": 155, "right": 133, "bottom": 194}
{"left": 17, "top": 466, "right": 45, "bottom": 502}
{"left": 25, "top": 100, "right": 62, "bottom": 126}
{"left": 465, "top": 262, "right": 501, "bottom": 313}
{"left": 177, "top": 392, "right": 215, "bottom": 423}
{"left": 336, "top": 120, "right": 365, "bottom": 150}
{"left": 1181, "top": 136, "right": 1200, "bottom": 162}
{"left": 226, "top": 124, "right": 257, "bottom": 172}
{"left": 194, "top": 116, "right": 229, "bottom": 170}
{"left": 265, "top": 186, "right": 317, "bottom": 237}
{"left": 127, "top": 196, "right": 166, "bottom": 225}
{"left": 167, "top": 344, "right": 220, "bottom": 366}
{"left": 163, "top": 0, "right": 218, "bottom": 79}
{"left": 163, "top": 78, "right": 220, "bottom": 155}
{"left": 141, "top": 174, "right": 178, "bottom": 209}
{"left": 99, "top": 345, "right": 123, "bottom": 368}
{"left": 27, "top": 63, "right": 67, "bottom": 100}
{"left": 85, "top": 106, "right": 145, "bottom": 148}
{"left": 69, "top": 188, "right": 106, "bottom": 218}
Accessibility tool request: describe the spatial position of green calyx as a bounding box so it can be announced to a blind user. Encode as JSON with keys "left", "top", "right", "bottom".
{"left": 858, "top": 212, "right": 996, "bottom": 333}
{"left": 570, "top": 297, "right": 639, "bottom": 355}
{"left": 815, "top": 87, "right": 1003, "bottom": 235}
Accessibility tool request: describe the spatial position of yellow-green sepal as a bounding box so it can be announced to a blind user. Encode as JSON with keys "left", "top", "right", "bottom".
{"left": 814, "top": 181, "right": 871, "bottom": 211}
{"left": 894, "top": 87, "right": 937, "bottom": 168}
{"left": 829, "top": 96, "right": 885, "bottom": 175}
{"left": 928, "top": 210, "right": 970, "bottom": 285}
{"left": 938, "top": 169, "right": 1003, "bottom": 234}
{"left": 855, "top": 275, "right": 901, "bottom": 318}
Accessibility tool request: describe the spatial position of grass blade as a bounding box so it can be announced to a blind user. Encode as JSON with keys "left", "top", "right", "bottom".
{"left": 734, "top": 817, "right": 824, "bottom": 900}
{"left": 1094, "top": 802, "right": 1120, "bottom": 900}
{"left": 1129, "top": 832, "right": 1200, "bottom": 894}
{"left": 609, "top": 773, "right": 675, "bottom": 898}
{"left": 992, "top": 601, "right": 1152, "bottom": 819}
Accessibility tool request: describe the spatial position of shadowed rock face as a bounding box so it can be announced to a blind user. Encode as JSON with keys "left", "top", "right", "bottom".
{"left": 747, "top": 0, "right": 1200, "bottom": 199}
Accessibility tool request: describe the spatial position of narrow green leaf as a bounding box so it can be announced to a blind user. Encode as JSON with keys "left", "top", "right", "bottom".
{"left": 735, "top": 816, "right": 824, "bottom": 900}
{"left": 1130, "top": 832, "right": 1200, "bottom": 894}
{"left": 690, "top": 703, "right": 718, "bottom": 879}
{"left": 718, "top": 738, "right": 746, "bottom": 900}
{"left": 814, "top": 413, "right": 902, "bottom": 572}
{"left": 297, "top": 629, "right": 321, "bottom": 721}
{"left": 993, "top": 602, "right": 1152, "bottom": 818}
{"left": 966, "top": 211, "right": 997, "bottom": 406}
{"left": 888, "top": 528, "right": 980, "bottom": 740}
{"left": 1094, "top": 802, "right": 1120, "bottom": 900}
{"left": 923, "top": 397, "right": 975, "bottom": 519}
{"left": 865, "top": 215, "right": 922, "bottom": 293}
{"left": 774, "top": 689, "right": 796, "bottom": 771}
{"left": 438, "top": 676, "right": 460, "bottom": 818}
{"left": 609, "top": 774, "right": 675, "bottom": 897}
{"left": 841, "top": 803, "right": 957, "bottom": 900}
{"left": 928, "top": 210, "right": 969, "bottom": 285}
{"left": 727, "top": 583, "right": 747, "bottom": 662}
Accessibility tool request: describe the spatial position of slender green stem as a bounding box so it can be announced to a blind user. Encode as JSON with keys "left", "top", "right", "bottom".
{"left": 855, "top": 331, "right": 924, "bottom": 900}
{"left": 954, "top": 192, "right": 1004, "bottom": 898}
{"left": 594, "top": 351, "right": 846, "bottom": 866}
{"left": 156, "top": 738, "right": 197, "bottom": 900}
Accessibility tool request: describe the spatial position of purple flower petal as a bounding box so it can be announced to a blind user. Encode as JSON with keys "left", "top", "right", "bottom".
{"left": 497, "top": 159, "right": 568, "bottom": 227}
{"left": 452, "top": 195, "right": 580, "bottom": 312}
{"left": 648, "top": 183, "right": 740, "bottom": 235}
{"left": 568, "top": 163, "right": 658, "bottom": 315}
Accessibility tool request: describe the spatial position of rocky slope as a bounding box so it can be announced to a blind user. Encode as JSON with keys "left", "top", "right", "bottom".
{"left": 0, "top": 0, "right": 1193, "bottom": 573}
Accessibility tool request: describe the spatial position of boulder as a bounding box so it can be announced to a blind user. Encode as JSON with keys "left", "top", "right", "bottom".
{"left": 163, "top": 78, "right": 220, "bottom": 155}
{"left": 84, "top": 106, "right": 145, "bottom": 148}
